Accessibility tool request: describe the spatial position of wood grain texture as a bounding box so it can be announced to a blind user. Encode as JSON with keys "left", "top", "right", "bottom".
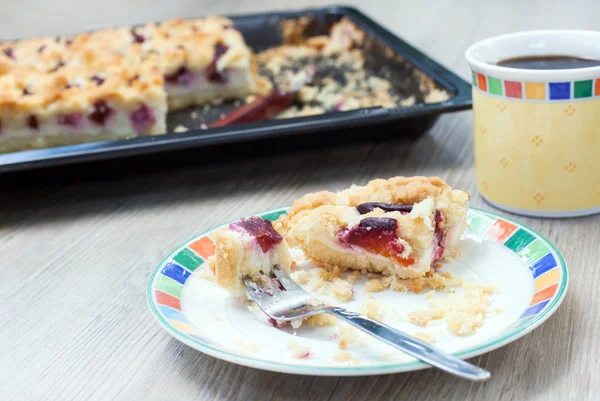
{"left": 0, "top": 0, "right": 598, "bottom": 400}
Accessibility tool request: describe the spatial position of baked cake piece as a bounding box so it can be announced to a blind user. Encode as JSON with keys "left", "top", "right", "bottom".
{"left": 207, "top": 216, "right": 292, "bottom": 297}
{"left": 146, "top": 17, "right": 270, "bottom": 110}
{"left": 274, "top": 177, "right": 469, "bottom": 279}
{"left": 0, "top": 55, "right": 166, "bottom": 153}
{"left": 0, "top": 16, "right": 269, "bottom": 153}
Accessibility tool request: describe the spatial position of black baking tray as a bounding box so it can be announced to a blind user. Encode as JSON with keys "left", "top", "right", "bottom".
{"left": 0, "top": 6, "right": 472, "bottom": 173}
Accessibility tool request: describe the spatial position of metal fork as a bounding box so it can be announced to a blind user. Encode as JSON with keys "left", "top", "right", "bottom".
{"left": 243, "top": 267, "right": 490, "bottom": 381}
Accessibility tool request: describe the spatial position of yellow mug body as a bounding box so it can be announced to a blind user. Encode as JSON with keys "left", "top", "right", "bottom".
{"left": 466, "top": 30, "right": 600, "bottom": 217}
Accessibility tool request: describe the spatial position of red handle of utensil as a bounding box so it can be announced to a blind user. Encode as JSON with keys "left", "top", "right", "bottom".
{"left": 209, "top": 91, "right": 295, "bottom": 128}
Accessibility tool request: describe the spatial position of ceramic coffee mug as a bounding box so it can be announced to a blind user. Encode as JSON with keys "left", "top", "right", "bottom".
{"left": 466, "top": 31, "right": 600, "bottom": 217}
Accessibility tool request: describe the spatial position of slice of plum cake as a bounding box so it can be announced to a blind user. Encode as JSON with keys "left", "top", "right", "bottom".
{"left": 207, "top": 216, "right": 291, "bottom": 297}
{"left": 274, "top": 176, "right": 470, "bottom": 279}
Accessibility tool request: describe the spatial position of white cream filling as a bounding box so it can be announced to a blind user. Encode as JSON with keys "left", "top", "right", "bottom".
{"left": 0, "top": 103, "right": 167, "bottom": 139}
{"left": 165, "top": 68, "right": 254, "bottom": 97}
{"left": 235, "top": 231, "right": 287, "bottom": 279}
{"left": 312, "top": 233, "right": 430, "bottom": 273}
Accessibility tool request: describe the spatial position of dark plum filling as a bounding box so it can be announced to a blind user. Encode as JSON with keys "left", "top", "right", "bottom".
{"left": 129, "top": 104, "right": 156, "bottom": 133}
{"left": 26, "top": 115, "right": 39, "bottom": 130}
{"left": 229, "top": 216, "right": 283, "bottom": 253}
{"left": 64, "top": 82, "right": 79, "bottom": 89}
{"left": 49, "top": 61, "right": 65, "bottom": 73}
{"left": 38, "top": 45, "right": 46, "bottom": 54}
{"left": 356, "top": 202, "right": 413, "bottom": 215}
{"left": 338, "top": 217, "right": 413, "bottom": 266}
{"left": 89, "top": 100, "right": 114, "bottom": 126}
{"left": 3, "top": 48, "right": 14, "bottom": 59}
{"left": 91, "top": 75, "right": 105, "bottom": 86}
{"left": 57, "top": 113, "right": 82, "bottom": 128}
{"left": 131, "top": 30, "right": 145, "bottom": 43}
{"left": 357, "top": 202, "right": 447, "bottom": 266}
{"left": 22, "top": 87, "right": 31, "bottom": 96}
{"left": 431, "top": 211, "right": 446, "bottom": 265}
{"left": 164, "top": 66, "right": 195, "bottom": 87}
{"left": 205, "top": 44, "right": 230, "bottom": 84}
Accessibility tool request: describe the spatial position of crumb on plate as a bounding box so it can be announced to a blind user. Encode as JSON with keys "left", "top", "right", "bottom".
{"left": 333, "top": 351, "right": 353, "bottom": 362}
{"left": 290, "top": 268, "right": 354, "bottom": 302}
{"left": 288, "top": 341, "right": 311, "bottom": 358}
{"left": 407, "top": 280, "right": 500, "bottom": 336}
{"left": 413, "top": 332, "right": 435, "bottom": 344}
{"left": 338, "top": 326, "right": 360, "bottom": 349}
{"left": 360, "top": 299, "right": 383, "bottom": 322}
{"left": 238, "top": 340, "right": 260, "bottom": 353}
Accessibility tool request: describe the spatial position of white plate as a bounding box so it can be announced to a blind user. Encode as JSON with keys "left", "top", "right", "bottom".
{"left": 148, "top": 207, "right": 568, "bottom": 376}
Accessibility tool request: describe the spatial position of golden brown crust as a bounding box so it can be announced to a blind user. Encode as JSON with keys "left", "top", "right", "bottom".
{"left": 206, "top": 225, "right": 292, "bottom": 297}
{"left": 0, "top": 17, "right": 261, "bottom": 125}
{"left": 275, "top": 176, "right": 470, "bottom": 279}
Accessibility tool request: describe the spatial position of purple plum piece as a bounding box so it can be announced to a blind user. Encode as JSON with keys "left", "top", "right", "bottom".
{"left": 164, "top": 66, "right": 195, "bottom": 87}
{"left": 131, "top": 30, "right": 145, "bottom": 43}
{"left": 357, "top": 217, "right": 398, "bottom": 231}
{"left": 229, "top": 216, "right": 283, "bottom": 253}
{"left": 356, "top": 202, "right": 414, "bottom": 215}
{"left": 57, "top": 113, "right": 82, "bottom": 128}
{"left": 89, "top": 100, "right": 113, "bottom": 126}
{"left": 205, "top": 44, "right": 230, "bottom": 84}
{"left": 27, "top": 115, "right": 39, "bottom": 130}
{"left": 129, "top": 104, "right": 156, "bottom": 133}
{"left": 91, "top": 75, "right": 105, "bottom": 86}
{"left": 3, "top": 48, "right": 15, "bottom": 59}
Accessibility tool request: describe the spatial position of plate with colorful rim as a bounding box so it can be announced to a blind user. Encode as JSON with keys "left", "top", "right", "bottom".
{"left": 147, "top": 207, "right": 568, "bottom": 376}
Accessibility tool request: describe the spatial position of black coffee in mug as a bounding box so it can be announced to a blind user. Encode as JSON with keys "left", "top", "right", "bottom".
{"left": 496, "top": 55, "right": 600, "bottom": 70}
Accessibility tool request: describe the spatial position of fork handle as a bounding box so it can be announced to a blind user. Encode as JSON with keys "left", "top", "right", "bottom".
{"left": 326, "top": 307, "right": 490, "bottom": 381}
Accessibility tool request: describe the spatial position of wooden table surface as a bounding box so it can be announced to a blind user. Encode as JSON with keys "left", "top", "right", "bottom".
{"left": 1, "top": 1, "right": 598, "bottom": 400}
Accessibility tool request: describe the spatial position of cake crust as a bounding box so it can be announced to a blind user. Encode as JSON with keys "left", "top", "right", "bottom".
{"left": 274, "top": 176, "right": 470, "bottom": 279}
{"left": 207, "top": 217, "right": 292, "bottom": 297}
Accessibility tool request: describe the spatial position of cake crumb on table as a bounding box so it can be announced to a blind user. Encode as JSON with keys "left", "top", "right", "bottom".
{"left": 173, "top": 124, "right": 188, "bottom": 133}
{"left": 288, "top": 341, "right": 311, "bottom": 358}
{"left": 190, "top": 111, "right": 198, "bottom": 119}
{"left": 333, "top": 351, "right": 353, "bottom": 362}
{"left": 200, "top": 123, "right": 208, "bottom": 130}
